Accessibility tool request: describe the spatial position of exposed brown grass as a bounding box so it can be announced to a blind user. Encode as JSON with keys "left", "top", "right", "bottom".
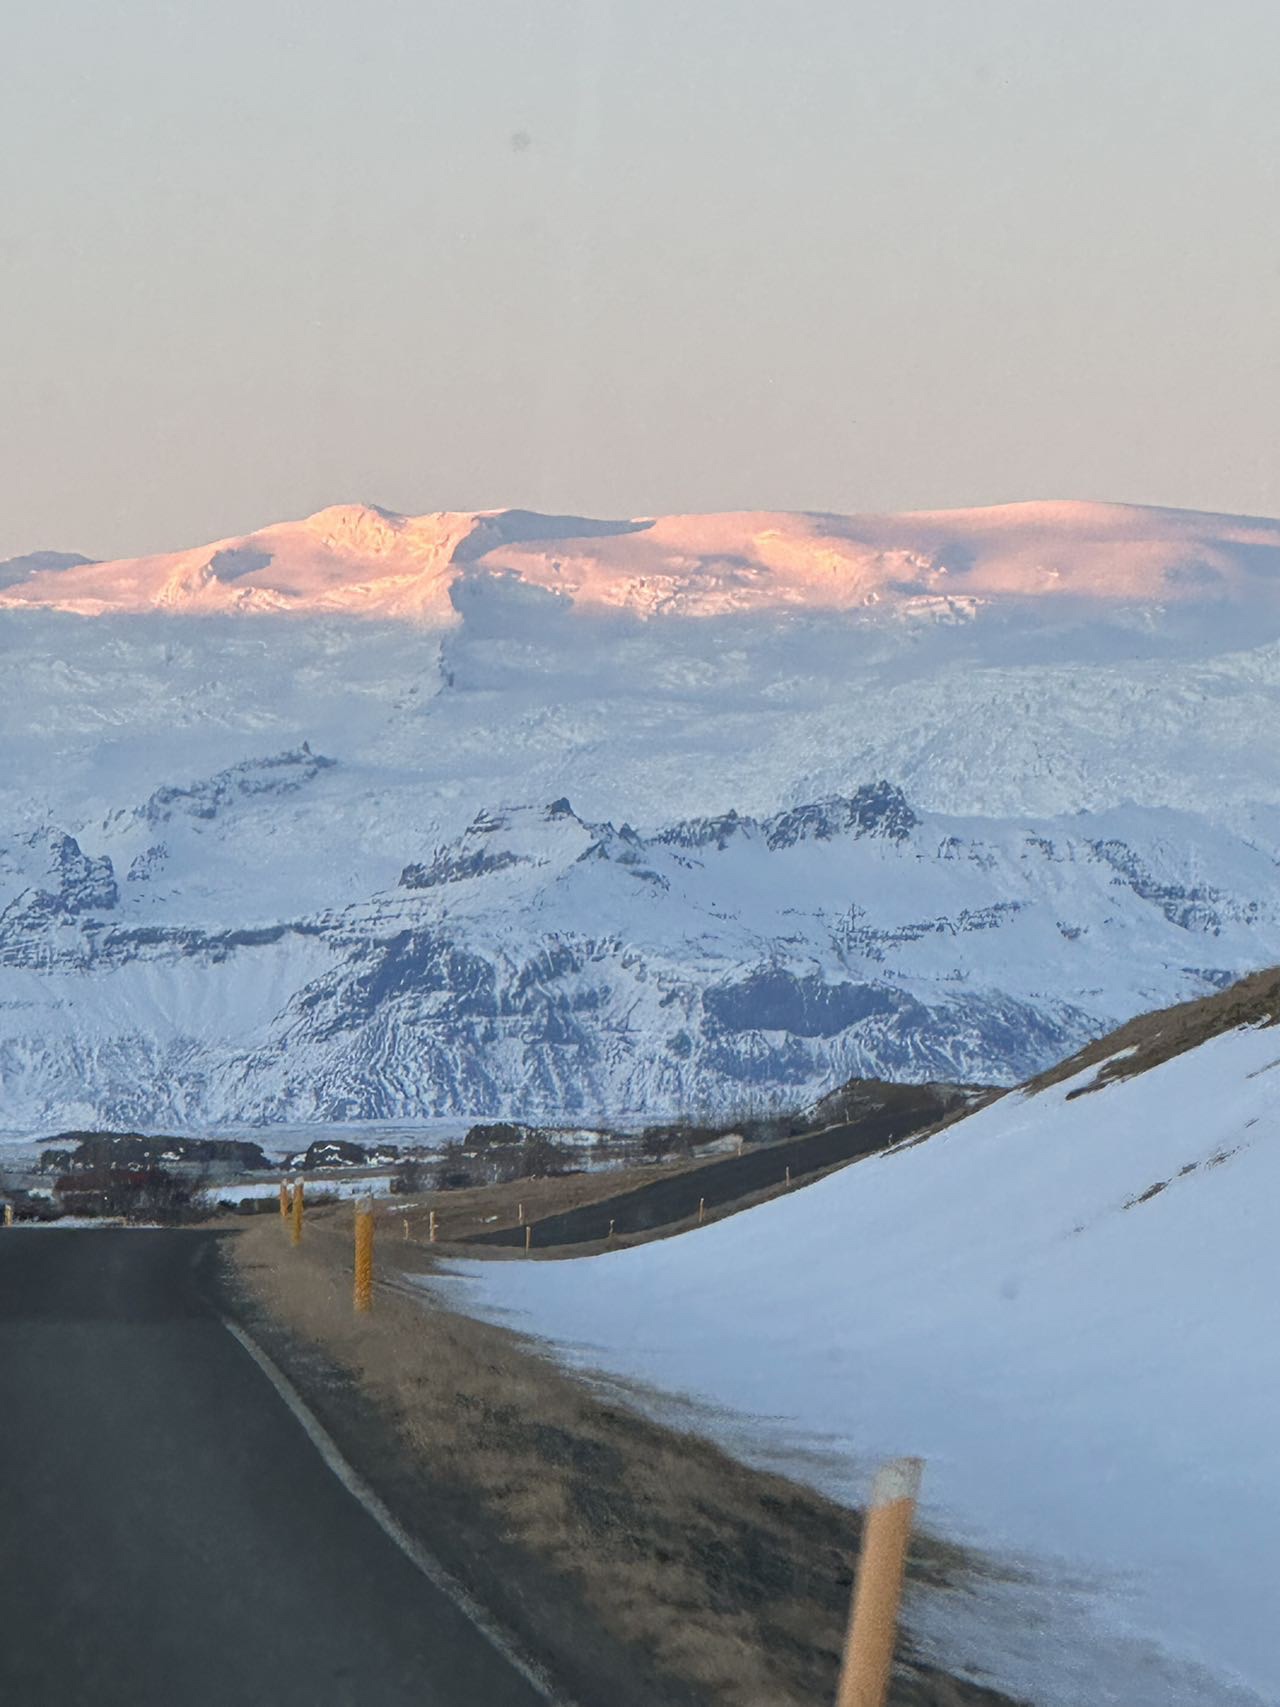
{"left": 225, "top": 1208, "right": 1022, "bottom": 1707}
{"left": 1027, "top": 963, "right": 1280, "bottom": 1098}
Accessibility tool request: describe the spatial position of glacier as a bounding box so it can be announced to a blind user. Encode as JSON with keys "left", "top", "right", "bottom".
{"left": 1, "top": 499, "right": 1278, "bottom": 1135}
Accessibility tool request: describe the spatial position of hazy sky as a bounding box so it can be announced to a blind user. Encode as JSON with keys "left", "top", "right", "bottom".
{"left": 2, "top": 0, "right": 1278, "bottom": 559}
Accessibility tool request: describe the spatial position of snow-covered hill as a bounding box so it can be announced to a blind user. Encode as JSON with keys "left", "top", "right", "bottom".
{"left": 428, "top": 974, "right": 1280, "bottom": 1707}
{"left": 1, "top": 499, "right": 1278, "bottom": 1134}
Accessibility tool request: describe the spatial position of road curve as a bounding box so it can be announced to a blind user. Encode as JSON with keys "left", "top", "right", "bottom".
{"left": 0, "top": 1229, "right": 547, "bottom": 1707}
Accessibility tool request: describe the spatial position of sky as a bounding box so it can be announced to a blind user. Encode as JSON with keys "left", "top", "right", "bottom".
{"left": 1, "top": 0, "right": 1278, "bottom": 560}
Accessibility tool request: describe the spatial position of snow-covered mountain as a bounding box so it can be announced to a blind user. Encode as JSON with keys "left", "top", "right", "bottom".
{"left": 1, "top": 499, "right": 1278, "bottom": 1135}
{"left": 429, "top": 971, "right": 1280, "bottom": 1706}
{"left": 4, "top": 498, "right": 1279, "bottom": 623}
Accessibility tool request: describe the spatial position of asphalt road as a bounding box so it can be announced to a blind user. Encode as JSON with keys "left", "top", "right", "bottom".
{"left": 0, "top": 1229, "right": 548, "bottom": 1707}
{"left": 468, "top": 1108, "right": 931, "bottom": 1248}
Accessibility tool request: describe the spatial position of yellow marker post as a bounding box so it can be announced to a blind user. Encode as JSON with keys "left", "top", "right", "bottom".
{"left": 835, "top": 1458, "right": 924, "bottom": 1707}
{"left": 279, "top": 1181, "right": 289, "bottom": 1220}
{"left": 291, "top": 1179, "right": 304, "bottom": 1247}
{"left": 3, "top": 1202, "right": 13, "bottom": 1228}
{"left": 354, "top": 1201, "right": 375, "bottom": 1314}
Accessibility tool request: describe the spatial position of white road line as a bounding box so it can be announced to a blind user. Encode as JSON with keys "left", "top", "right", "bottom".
{"left": 221, "top": 1316, "right": 576, "bottom": 1707}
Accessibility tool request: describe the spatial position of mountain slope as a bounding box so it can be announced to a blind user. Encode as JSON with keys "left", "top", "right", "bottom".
{"left": 428, "top": 974, "right": 1280, "bottom": 1707}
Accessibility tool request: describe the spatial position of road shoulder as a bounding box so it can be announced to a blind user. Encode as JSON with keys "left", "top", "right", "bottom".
{"left": 219, "top": 1212, "right": 1022, "bottom": 1707}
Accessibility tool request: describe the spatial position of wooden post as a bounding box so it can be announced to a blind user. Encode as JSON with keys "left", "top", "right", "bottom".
{"left": 402, "top": 1216, "right": 410, "bottom": 1241}
{"left": 279, "top": 1181, "right": 289, "bottom": 1219}
{"left": 785, "top": 1165, "right": 792, "bottom": 1188}
{"left": 2, "top": 1202, "right": 13, "bottom": 1228}
{"left": 354, "top": 1201, "right": 375, "bottom": 1314}
{"left": 291, "top": 1179, "right": 304, "bottom": 1246}
{"left": 525, "top": 1223, "right": 532, "bottom": 1256}
{"left": 429, "top": 1209, "right": 438, "bottom": 1244}
{"left": 698, "top": 1197, "right": 705, "bottom": 1225}
{"left": 835, "top": 1458, "right": 924, "bottom": 1707}
{"left": 518, "top": 1201, "right": 524, "bottom": 1225}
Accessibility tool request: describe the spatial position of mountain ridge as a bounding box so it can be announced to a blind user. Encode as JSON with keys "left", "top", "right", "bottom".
{"left": 3, "top": 769, "right": 1277, "bottom": 1133}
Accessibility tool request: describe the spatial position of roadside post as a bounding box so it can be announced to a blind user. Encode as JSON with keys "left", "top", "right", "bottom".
{"left": 279, "top": 1181, "right": 289, "bottom": 1220}
{"left": 354, "top": 1199, "right": 375, "bottom": 1313}
{"left": 291, "top": 1179, "right": 304, "bottom": 1246}
{"left": 3, "top": 1202, "right": 13, "bottom": 1228}
{"left": 525, "top": 1222, "right": 532, "bottom": 1255}
{"left": 429, "top": 1209, "right": 438, "bottom": 1243}
{"left": 834, "top": 1458, "right": 924, "bottom": 1707}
